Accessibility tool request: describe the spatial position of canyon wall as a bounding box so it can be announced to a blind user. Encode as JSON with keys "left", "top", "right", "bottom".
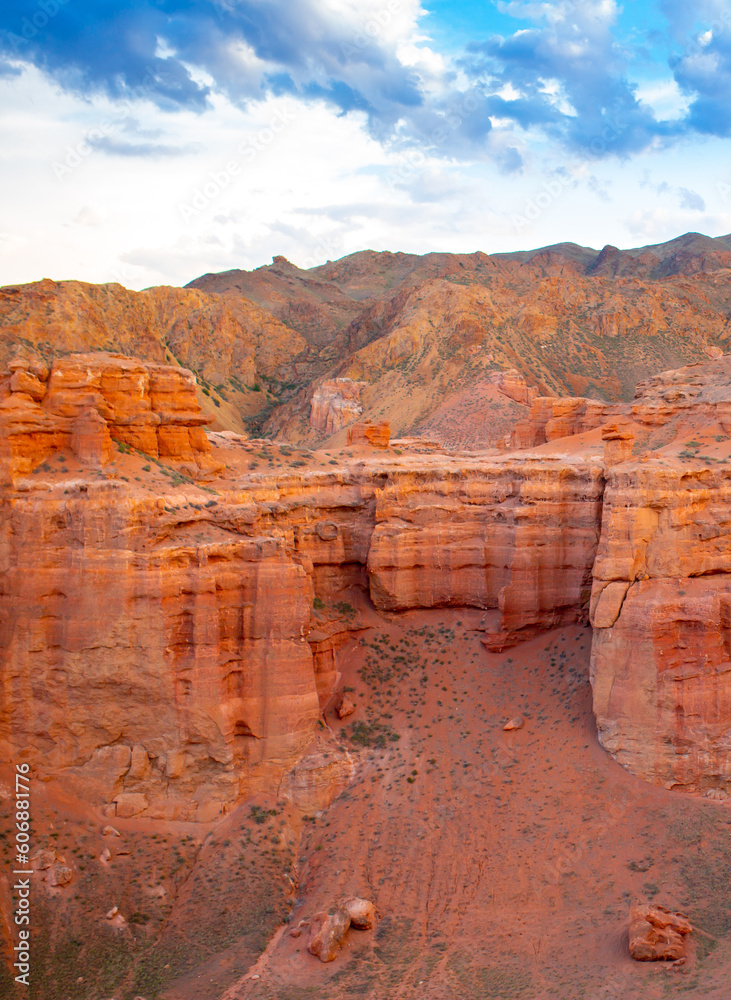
{"left": 367, "top": 461, "right": 604, "bottom": 648}
{"left": 588, "top": 358, "right": 731, "bottom": 794}
{"left": 0, "top": 493, "right": 319, "bottom": 821}
{"left": 2, "top": 352, "right": 731, "bottom": 813}
{"left": 590, "top": 463, "right": 731, "bottom": 793}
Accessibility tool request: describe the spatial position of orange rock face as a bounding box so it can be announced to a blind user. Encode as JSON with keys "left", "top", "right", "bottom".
{"left": 590, "top": 356, "right": 731, "bottom": 794}
{"left": 629, "top": 905, "right": 692, "bottom": 961}
{"left": 4, "top": 347, "right": 731, "bottom": 819}
{"left": 346, "top": 421, "right": 391, "bottom": 448}
{"left": 511, "top": 396, "right": 617, "bottom": 448}
{"left": 590, "top": 466, "right": 731, "bottom": 793}
{"left": 367, "top": 461, "right": 604, "bottom": 647}
{"left": 0, "top": 353, "right": 217, "bottom": 481}
{"left": 0, "top": 491, "right": 320, "bottom": 819}
{"left": 310, "top": 378, "right": 366, "bottom": 434}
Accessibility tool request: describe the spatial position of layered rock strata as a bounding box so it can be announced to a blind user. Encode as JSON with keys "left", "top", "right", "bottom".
{"left": 3, "top": 352, "right": 731, "bottom": 814}
{"left": 590, "top": 357, "right": 731, "bottom": 794}
{"left": 0, "top": 353, "right": 218, "bottom": 482}
{"left": 309, "top": 378, "right": 366, "bottom": 434}
{"left": 367, "top": 462, "right": 604, "bottom": 648}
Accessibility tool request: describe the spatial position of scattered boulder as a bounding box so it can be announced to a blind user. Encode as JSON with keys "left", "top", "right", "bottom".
{"left": 305, "top": 899, "right": 376, "bottom": 961}
{"left": 32, "top": 848, "right": 57, "bottom": 870}
{"left": 308, "top": 907, "right": 351, "bottom": 962}
{"left": 337, "top": 697, "right": 356, "bottom": 720}
{"left": 629, "top": 904, "right": 692, "bottom": 961}
{"left": 48, "top": 863, "right": 73, "bottom": 887}
{"left": 503, "top": 716, "right": 524, "bottom": 732}
{"left": 343, "top": 897, "right": 376, "bottom": 930}
{"left": 105, "top": 905, "right": 127, "bottom": 930}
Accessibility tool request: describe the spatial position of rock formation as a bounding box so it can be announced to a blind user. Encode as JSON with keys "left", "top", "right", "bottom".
{"left": 367, "top": 460, "right": 604, "bottom": 650}
{"left": 310, "top": 378, "right": 366, "bottom": 434}
{"left": 7, "top": 233, "right": 731, "bottom": 450}
{"left": 308, "top": 907, "right": 352, "bottom": 962}
{"left": 0, "top": 353, "right": 218, "bottom": 482}
{"left": 346, "top": 421, "right": 390, "bottom": 448}
{"left": 3, "top": 348, "right": 731, "bottom": 823}
{"left": 591, "top": 356, "right": 731, "bottom": 794}
{"left": 306, "top": 898, "right": 376, "bottom": 962}
{"left": 629, "top": 904, "right": 692, "bottom": 962}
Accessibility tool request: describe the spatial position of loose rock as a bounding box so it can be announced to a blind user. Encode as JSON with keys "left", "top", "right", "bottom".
{"left": 308, "top": 907, "right": 351, "bottom": 962}
{"left": 503, "top": 716, "right": 524, "bottom": 731}
{"left": 343, "top": 897, "right": 376, "bottom": 930}
{"left": 337, "top": 697, "right": 356, "bottom": 720}
{"left": 629, "top": 904, "right": 692, "bottom": 961}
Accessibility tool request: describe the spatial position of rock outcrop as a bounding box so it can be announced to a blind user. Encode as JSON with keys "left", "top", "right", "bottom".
{"left": 0, "top": 353, "right": 219, "bottom": 482}
{"left": 629, "top": 904, "right": 692, "bottom": 962}
{"left": 347, "top": 421, "right": 391, "bottom": 448}
{"left": 591, "top": 357, "right": 731, "bottom": 794}
{"left": 511, "top": 396, "right": 617, "bottom": 448}
{"left": 490, "top": 368, "right": 540, "bottom": 407}
{"left": 310, "top": 378, "right": 366, "bottom": 434}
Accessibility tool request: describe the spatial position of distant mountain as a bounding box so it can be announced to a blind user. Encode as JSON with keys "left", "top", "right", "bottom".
{"left": 4, "top": 233, "right": 731, "bottom": 447}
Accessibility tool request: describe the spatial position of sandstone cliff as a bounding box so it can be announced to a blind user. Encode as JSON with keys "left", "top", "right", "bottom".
{"left": 590, "top": 356, "right": 731, "bottom": 794}
{"left": 2, "top": 349, "right": 731, "bottom": 825}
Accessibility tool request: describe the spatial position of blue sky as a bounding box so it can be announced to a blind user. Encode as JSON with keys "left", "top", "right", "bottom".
{"left": 1, "top": 0, "right": 730, "bottom": 288}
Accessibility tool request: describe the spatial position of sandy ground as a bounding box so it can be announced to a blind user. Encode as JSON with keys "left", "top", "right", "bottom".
{"left": 168, "top": 609, "right": 731, "bottom": 1000}
{"left": 2, "top": 602, "right": 730, "bottom": 1000}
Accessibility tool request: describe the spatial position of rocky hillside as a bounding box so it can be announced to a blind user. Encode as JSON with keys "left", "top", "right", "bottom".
{"left": 189, "top": 232, "right": 731, "bottom": 446}
{"left": 0, "top": 278, "right": 310, "bottom": 435}
{"left": 5, "top": 232, "right": 731, "bottom": 449}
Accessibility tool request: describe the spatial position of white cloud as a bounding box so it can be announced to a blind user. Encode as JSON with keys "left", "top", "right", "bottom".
{"left": 635, "top": 78, "right": 690, "bottom": 119}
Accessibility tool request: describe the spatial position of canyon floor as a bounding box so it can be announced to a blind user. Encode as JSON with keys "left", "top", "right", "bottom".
{"left": 4, "top": 606, "right": 730, "bottom": 1000}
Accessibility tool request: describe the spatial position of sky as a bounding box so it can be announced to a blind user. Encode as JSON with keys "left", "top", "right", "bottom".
{"left": 1, "top": 0, "right": 731, "bottom": 289}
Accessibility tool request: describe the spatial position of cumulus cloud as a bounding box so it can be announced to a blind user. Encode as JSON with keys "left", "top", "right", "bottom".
{"left": 463, "top": 0, "right": 681, "bottom": 156}
{"left": 1, "top": 0, "right": 731, "bottom": 169}
{"left": 659, "top": 0, "right": 731, "bottom": 136}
